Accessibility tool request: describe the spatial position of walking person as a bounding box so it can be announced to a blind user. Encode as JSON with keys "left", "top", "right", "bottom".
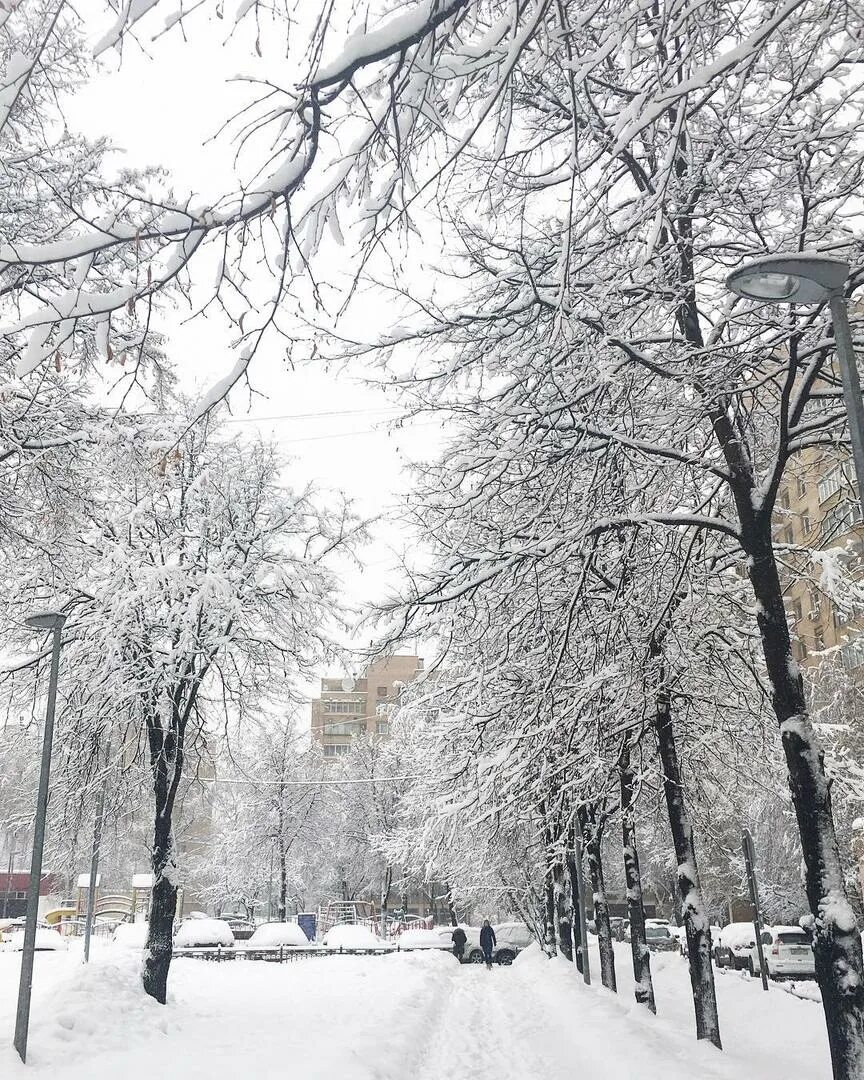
{"left": 452, "top": 925, "right": 467, "bottom": 963}
{"left": 480, "top": 919, "right": 496, "bottom": 969}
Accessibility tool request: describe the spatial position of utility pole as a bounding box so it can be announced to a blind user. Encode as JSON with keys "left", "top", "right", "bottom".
{"left": 573, "top": 834, "right": 591, "bottom": 985}
{"left": 742, "top": 828, "right": 769, "bottom": 991}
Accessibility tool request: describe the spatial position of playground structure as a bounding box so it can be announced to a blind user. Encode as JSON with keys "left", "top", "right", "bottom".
{"left": 316, "top": 899, "right": 431, "bottom": 940}
{"left": 46, "top": 873, "right": 157, "bottom": 935}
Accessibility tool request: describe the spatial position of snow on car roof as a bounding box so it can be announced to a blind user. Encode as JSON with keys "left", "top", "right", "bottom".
{"left": 719, "top": 923, "right": 757, "bottom": 946}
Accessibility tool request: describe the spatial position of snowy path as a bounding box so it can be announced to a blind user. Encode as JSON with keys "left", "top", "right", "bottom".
{"left": 417, "top": 956, "right": 745, "bottom": 1080}
{"left": 417, "top": 965, "right": 571, "bottom": 1080}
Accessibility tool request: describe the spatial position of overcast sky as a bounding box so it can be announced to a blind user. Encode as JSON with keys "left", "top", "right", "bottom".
{"left": 68, "top": 8, "right": 441, "bottom": 669}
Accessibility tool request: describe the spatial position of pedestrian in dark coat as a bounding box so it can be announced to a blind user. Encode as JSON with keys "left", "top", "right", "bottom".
{"left": 480, "top": 920, "right": 496, "bottom": 968}
{"left": 452, "top": 925, "right": 467, "bottom": 962}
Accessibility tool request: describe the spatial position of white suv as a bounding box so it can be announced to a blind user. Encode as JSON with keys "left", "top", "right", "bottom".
{"left": 462, "top": 922, "right": 533, "bottom": 965}
{"left": 746, "top": 926, "right": 815, "bottom": 980}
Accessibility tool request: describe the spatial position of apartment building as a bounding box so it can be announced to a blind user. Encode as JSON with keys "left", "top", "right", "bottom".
{"left": 778, "top": 448, "right": 864, "bottom": 669}
{"left": 310, "top": 654, "right": 424, "bottom": 758}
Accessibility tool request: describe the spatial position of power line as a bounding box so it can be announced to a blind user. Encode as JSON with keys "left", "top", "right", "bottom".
{"left": 191, "top": 772, "right": 423, "bottom": 787}
{"left": 219, "top": 407, "right": 403, "bottom": 424}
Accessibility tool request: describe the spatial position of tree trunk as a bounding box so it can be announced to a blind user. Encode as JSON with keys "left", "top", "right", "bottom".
{"left": 444, "top": 881, "right": 458, "bottom": 927}
{"left": 380, "top": 866, "right": 393, "bottom": 937}
{"left": 553, "top": 858, "right": 573, "bottom": 961}
{"left": 566, "top": 835, "right": 583, "bottom": 973}
{"left": 620, "top": 748, "right": 656, "bottom": 1012}
{"left": 580, "top": 805, "right": 617, "bottom": 992}
{"left": 745, "top": 529, "right": 864, "bottom": 1076}
{"left": 143, "top": 802, "right": 178, "bottom": 1003}
{"left": 544, "top": 869, "right": 558, "bottom": 956}
{"left": 654, "top": 668, "right": 721, "bottom": 1048}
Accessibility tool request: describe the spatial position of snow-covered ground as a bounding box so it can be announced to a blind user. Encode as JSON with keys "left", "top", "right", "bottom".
{"left": 0, "top": 937, "right": 830, "bottom": 1079}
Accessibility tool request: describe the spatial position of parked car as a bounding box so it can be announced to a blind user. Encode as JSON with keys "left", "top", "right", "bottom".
{"left": 644, "top": 922, "right": 678, "bottom": 952}
{"left": 464, "top": 922, "right": 531, "bottom": 965}
{"left": 609, "top": 917, "right": 627, "bottom": 941}
{"left": 174, "top": 917, "right": 235, "bottom": 949}
{"left": 715, "top": 922, "right": 757, "bottom": 969}
{"left": 243, "top": 922, "right": 312, "bottom": 958}
{"left": 493, "top": 922, "right": 534, "bottom": 964}
{"left": 746, "top": 926, "right": 815, "bottom": 980}
{"left": 677, "top": 924, "right": 721, "bottom": 958}
{"left": 0, "top": 923, "right": 66, "bottom": 952}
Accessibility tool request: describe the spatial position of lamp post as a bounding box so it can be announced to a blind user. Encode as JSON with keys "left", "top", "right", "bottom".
{"left": 14, "top": 611, "right": 66, "bottom": 1064}
{"left": 726, "top": 252, "right": 864, "bottom": 525}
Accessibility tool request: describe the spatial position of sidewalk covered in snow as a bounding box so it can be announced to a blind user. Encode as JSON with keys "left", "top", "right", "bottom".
{"left": 0, "top": 940, "right": 831, "bottom": 1079}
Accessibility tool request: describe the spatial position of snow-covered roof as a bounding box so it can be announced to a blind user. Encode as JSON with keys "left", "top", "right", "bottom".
{"left": 76, "top": 873, "right": 101, "bottom": 888}
{"left": 131, "top": 873, "right": 153, "bottom": 889}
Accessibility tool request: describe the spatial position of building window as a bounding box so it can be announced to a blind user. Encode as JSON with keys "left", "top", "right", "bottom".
{"left": 377, "top": 686, "right": 388, "bottom": 697}
{"left": 376, "top": 721, "right": 390, "bottom": 736}
{"left": 818, "top": 466, "right": 845, "bottom": 505}
{"left": 820, "top": 499, "right": 860, "bottom": 545}
{"left": 841, "top": 637, "right": 864, "bottom": 672}
{"left": 797, "top": 476, "right": 807, "bottom": 498}
{"left": 789, "top": 598, "right": 803, "bottom": 625}
{"left": 323, "top": 743, "right": 351, "bottom": 758}
{"left": 324, "top": 721, "right": 361, "bottom": 736}
{"left": 777, "top": 525, "right": 793, "bottom": 546}
{"left": 801, "top": 514, "right": 811, "bottom": 536}
{"left": 779, "top": 489, "right": 790, "bottom": 510}
{"left": 324, "top": 701, "right": 364, "bottom": 715}
{"left": 808, "top": 587, "right": 821, "bottom": 620}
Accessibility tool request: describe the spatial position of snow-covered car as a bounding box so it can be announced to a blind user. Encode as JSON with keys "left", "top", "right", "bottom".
{"left": 714, "top": 922, "right": 757, "bottom": 969}
{"left": 644, "top": 922, "right": 678, "bottom": 952}
{"left": 322, "top": 924, "right": 389, "bottom": 951}
{"left": 426, "top": 924, "right": 480, "bottom": 959}
{"left": 746, "top": 926, "right": 815, "bottom": 980}
{"left": 464, "top": 922, "right": 532, "bottom": 965}
{"left": 396, "top": 928, "right": 453, "bottom": 952}
{"left": 174, "top": 917, "right": 235, "bottom": 949}
{"left": 243, "top": 921, "right": 312, "bottom": 958}
{"left": 1, "top": 925, "right": 66, "bottom": 952}
{"left": 677, "top": 923, "right": 721, "bottom": 957}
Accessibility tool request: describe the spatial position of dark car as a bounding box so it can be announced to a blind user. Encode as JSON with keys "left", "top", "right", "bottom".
{"left": 645, "top": 923, "right": 678, "bottom": 952}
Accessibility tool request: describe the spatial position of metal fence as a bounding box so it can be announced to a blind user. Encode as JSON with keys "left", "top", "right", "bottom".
{"left": 173, "top": 943, "right": 453, "bottom": 962}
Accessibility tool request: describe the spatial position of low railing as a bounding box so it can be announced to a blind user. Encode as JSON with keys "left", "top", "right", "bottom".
{"left": 173, "top": 942, "right": 453, "bottom": 962}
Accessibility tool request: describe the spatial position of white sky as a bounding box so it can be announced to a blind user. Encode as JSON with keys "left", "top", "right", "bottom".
{"left": 67, "top": 6, "right": 443, "bottom": 661}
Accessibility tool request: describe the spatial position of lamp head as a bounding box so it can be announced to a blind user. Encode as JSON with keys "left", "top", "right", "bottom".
{"left": 25, "top": 611, "right": 67, "bottom": 631}
{"left": 726, "top": 252, "right": 849, "bottom": 304}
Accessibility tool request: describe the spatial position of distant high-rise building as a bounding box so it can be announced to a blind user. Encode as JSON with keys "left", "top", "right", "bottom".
{"left": 310, "top": 655, "right": 424, "bottom": 758}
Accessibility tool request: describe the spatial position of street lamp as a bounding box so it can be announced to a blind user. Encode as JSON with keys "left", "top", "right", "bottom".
{"left": 726, "top": 252, "right": 864, "bottom": 524}
{"left": 14, "top": 610, "right": 66, "bottom": 1064}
